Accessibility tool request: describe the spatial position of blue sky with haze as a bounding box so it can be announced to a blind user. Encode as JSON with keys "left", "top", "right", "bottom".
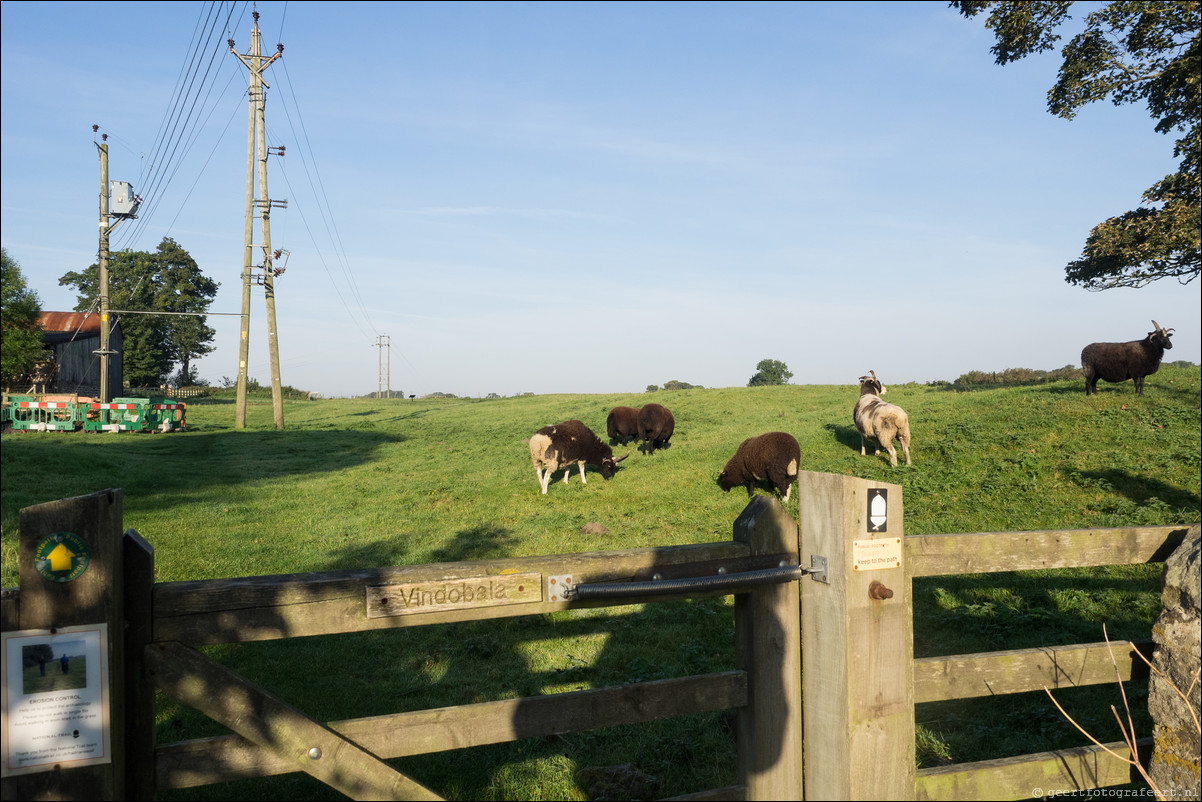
{"left": 2, "top": 1, "right": 1197, "bottom": 397}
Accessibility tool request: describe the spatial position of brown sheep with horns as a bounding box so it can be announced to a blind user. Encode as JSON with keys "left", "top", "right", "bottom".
{"left": 529, "top": 420, "right": 628, "bottom": 495}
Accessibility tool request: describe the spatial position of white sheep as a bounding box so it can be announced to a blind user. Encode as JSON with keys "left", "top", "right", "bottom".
{"left": 853, "top": 371, "right": 911, "bottom": 467}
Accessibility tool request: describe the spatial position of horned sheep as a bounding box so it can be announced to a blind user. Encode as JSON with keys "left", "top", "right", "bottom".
{"left": 717, "top": 431, "right": 801, "bottom": 503}
{"left": 636, "top": 403, "right": 675, "bottom": 455}
{"left": 1081, "top": 320, "right": 1175, "bottom": 396}
{"left": 606, "top": 406, "right": 641, "bottom": 446}
{"left": 529, "top": 420, "right": 628, "bottom": 495}
{"left": 853, "top": 371, "right": 912, "bottom": 467}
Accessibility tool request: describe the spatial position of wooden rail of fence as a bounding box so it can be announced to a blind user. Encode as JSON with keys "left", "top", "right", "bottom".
{"left": 1, "top": 477, "right": 1193, "bottom": 801}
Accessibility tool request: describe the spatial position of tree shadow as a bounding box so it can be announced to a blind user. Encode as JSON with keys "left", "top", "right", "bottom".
{"left": 1071, "top": 468, "right": 1200, "bottom": 511}
{"left": 0, "top": 429, "right": 405, "bottom": 530}
{"left": 427, "top": 524, "right": 519, "bottom": 563}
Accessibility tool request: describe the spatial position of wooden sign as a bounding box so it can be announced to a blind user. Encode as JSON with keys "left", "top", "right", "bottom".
{"left": 366, "top": 573, "right": 542, "bottom": 618}
{"left": 852, "top": 538, "right": 902, "bottom": 572}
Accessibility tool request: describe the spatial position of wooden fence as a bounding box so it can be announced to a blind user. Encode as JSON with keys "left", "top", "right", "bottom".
{"left": 0, "top": 473, "right": 1193, "bottom": 800}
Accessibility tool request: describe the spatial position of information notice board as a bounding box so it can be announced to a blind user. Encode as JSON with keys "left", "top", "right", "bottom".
{"left": 1, "top": 623, "right": 111, "bottom": 776}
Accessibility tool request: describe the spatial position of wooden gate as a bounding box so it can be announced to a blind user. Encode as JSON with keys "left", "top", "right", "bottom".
{"left": 1, "top": 475, "right": 1191, "bottom": 800}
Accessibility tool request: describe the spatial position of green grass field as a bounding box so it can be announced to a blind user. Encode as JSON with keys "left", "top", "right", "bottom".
{"left": 2, "top": 366, "right": 1199, "bottom": 800}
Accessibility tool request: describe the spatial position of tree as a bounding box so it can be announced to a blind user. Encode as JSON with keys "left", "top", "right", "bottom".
{"left": 59, "top": 237, "right": 218, "bottom": 387}
{"left": 1, "top": 248, "right": 45, "bottom": 387}
{"left": 23, "top": 643, "right": 54, "bottom": 670}
{"left": 954, "top": 0, "right": 1201, "bottom": 290}
{"left": 748, "top": 359, "right": 793, "bottom": 387}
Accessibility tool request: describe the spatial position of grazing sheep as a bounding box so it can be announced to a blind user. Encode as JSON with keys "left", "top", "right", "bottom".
{"left": 853, "top": 371, "right": 912, "bottom": 467}
{"left": 637, "top": 403, "right": 675, "bottom": 455}
{"left": 606, "top": 406, "right": 641, "bottom": 445}
{"left": 717, "top": 431, "right": 801, "bottom": 503}
{"left": 1081, "top": 320, "right": 1175, "bottom": 396}
{"left": 529, "top": 420, "right": 628, "bottom": 495}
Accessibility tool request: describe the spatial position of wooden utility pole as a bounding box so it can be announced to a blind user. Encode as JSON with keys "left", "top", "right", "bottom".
{"left": 377, "top": 335, "right": 391, "bottom": 398}
{"left": 97, "top": 133, "right": 111, "bottom": 405}
{"left": 93, "top": 126, "right": 138, "bottom": 407}
{"left": 230, "top": 11, "right": 285, "bottom": 429}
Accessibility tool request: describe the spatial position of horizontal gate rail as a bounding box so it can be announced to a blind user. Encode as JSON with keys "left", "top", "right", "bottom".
{"left": 916, "top": 738, "right": 1152, "bottom": 801}
{"left": 914, "top": 639, "right": 1152, "bottom": 703}
{"left": 906, "top": 525, "right": 1189, "bottom": 576}
{"left": 151, "top": 542, "right": 796, "bottom": 646}
{"left": 154, "top": 671, "right": 748, "bottom": 790}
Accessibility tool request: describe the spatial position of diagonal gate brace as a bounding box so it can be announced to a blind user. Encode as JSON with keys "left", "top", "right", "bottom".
{"left": 146, "top": 640, "right": 442, "bottom": 801}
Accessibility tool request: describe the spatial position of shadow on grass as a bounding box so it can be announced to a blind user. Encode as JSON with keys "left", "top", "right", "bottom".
{"left": 427, "top": 523, "right": 519, "bottom": 563}
{"left": 1073, "top": 468, "right": 1200, "bottom": 511}
{"left": 912, "top": 568, "right": 1163, "bottom": 658}
{"left": 823, "top": 422, "right": 861, "bottom": 452}
{"left": 0, "top": 429, "right": 406, "bottom": 529}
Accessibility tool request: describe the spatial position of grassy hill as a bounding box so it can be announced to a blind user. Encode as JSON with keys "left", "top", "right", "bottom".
{"left": 2, "top": 366, "right": 1198, "bottom": 799}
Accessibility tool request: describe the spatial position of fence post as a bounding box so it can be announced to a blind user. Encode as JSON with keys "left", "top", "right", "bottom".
{"left": 734, "top": 494, "right": 803, "bottom": 800}
{"left": 122, "top": 529, "right": 156, "bottom": 800}
{"left": 798, "top": 471, "right": 913, "bottom": 800}
{"left": 6, "top": 489, "right": 127, "bottom": 800}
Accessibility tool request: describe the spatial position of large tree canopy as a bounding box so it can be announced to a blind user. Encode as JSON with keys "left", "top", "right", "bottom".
{"left": 954, "top": 0, "right": 1200, "bottom": 290}
{"left": 59, "top": 237, "right": 218, "bottom": 387}
{"left": 1, "top": 248, "right": 45, "bottom": 387}
{"left": 748, "top": 359, "right": 793, "bottom": 387}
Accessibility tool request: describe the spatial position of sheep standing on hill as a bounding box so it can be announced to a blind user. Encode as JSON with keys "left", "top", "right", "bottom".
{"left": 853, "top": 371, "right": 912, "bottom": 467}
{"left": 529, "top": 420, "right": 628, "bottom": 495}
{"left": 606, "top": 406, "right": 641, "bottom": 445}
{"left": 637, "top": 403, "right": 675, "bottom": 455}
{"left": 1081, "top": 320, "right": 1175, "bottom": 396}
{"left": 717, "top": 432, "right": 801, "bottom": 503}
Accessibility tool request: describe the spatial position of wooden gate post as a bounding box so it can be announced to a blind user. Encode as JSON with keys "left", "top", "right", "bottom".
{"left": 798, "top": 471, "right": 914, "bottom": 800}
{"left": 5, "top": 489, "right": 128, "bottom": 800}
{"left": 734, "top": 494, "right": 803, "bottom": 800}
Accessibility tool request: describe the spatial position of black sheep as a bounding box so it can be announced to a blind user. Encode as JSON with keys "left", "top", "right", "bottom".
{"left": 606, "top": 406, "right": 641, "bottom": 445}
{"left": 636, "top": 403, "right": 675, "bottom": 455}
{"left": 718, "top": 432, "right": 800, "bottom": 503}
{"left": 1081, "top": 320, "right": 1175, "bottom": 396}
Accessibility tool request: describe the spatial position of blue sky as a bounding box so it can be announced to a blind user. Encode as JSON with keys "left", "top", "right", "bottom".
{"left": 2, "top": 1, "right": 1198, "bottom": 397}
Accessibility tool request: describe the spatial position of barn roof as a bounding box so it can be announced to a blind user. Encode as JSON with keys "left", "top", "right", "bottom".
{"left": 39, "top": 311, "right": 100, "bottom": 335}
{"left": 37, "top": 311, "right": 118, "bottom": 346}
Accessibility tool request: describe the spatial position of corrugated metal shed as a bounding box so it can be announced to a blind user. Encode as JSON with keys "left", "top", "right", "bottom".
{"left": 36, "top": 311, "right": 123, "bottom": 393}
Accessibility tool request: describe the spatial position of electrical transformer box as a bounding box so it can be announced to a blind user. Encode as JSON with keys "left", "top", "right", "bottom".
{"left": 111, "top": 181, "right": 138, "bottom": 215}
